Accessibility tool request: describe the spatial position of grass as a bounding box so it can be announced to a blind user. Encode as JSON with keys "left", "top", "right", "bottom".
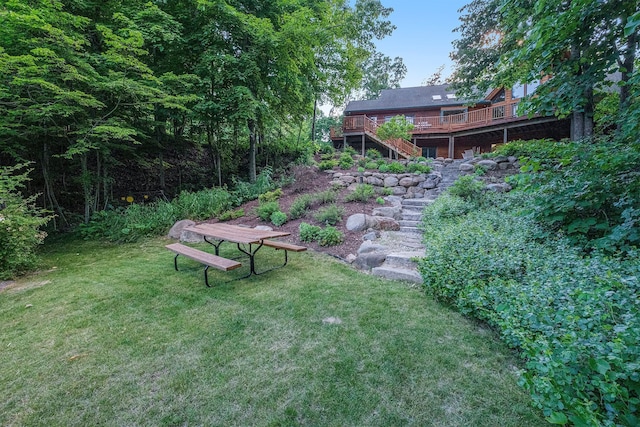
{"left": 0, "top": 237, "right": 546, "bottom": 426}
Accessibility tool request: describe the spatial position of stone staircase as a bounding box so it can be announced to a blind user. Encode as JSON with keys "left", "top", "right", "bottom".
{"left": 370, "top": 160, "right": 462, "bottom": 284}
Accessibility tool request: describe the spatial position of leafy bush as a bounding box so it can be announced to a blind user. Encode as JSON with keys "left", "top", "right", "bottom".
{"left": 447, "top": 175, "right": 485, "bottom": 201}
{"left": 339, "top": 152, "right": 355, "bottom": 170}
{"left": 218, "top": 208, "right": 244, "bottom": 221}
{"left": 366, "top": 148, "right": 382, "bottom": 159}
{"left": 343, "top": 145, "right": 357, "bottom": 156}
{"left": 406, "top": 163, "right": 432, "bottom": 174}
{"left": 313, "top": 189, "right": 337, "bottom": 205}
{"left": 381, "top": 187, "right": 393, "bottom": 196}
{"left": 0, "top": 164, "right": 52, "bottom": 279}
{"left": 231, "top": 166, "right": 275, "bottom": 204}
{"left": 289, "top": 194, "right": 313, "bottom": 220}
{"left": 387, "top": 162, "right": 405, "bottom": 173}
{"left": 317, "top": 226, "right": 344, "bottom": 246}
{"left": 345, "top": 184, "right": 375, "bottom": 202}
{"left": 256, "top": 201, "right": 280, "bottom": 222}
{"left": 320, "top": 152, "right": 335, "bottom": 161}
{"left": 258, "top": 188, "right": 282, "bottom": 203}
{"left": 378, "top": 163, "right": 390, "bottom": 173}
{"left": 317, "top": 143, "right": 335, "bottom": 155}
{"left": 270, "top": 211, "right": 287, "bottom": 227}
{"left": 313, "top": 204, "right": 344, "bottom": 225}
{"left": 318, "top": 159, "right": 338, "bottom": 171}
{"left": 365, "top": 161, "right": 378, "bottom": 170}
{"left": 172, "top": 187, "right": 235, "bottom": 220}
{"left": 299, "top": 222, "right": 321, "bottom": 242}
{"left": 376, "top": 197, "right": 385, "bottom": 205}
{"left": 418, "top": 190, "right": 640, "bottom": 426}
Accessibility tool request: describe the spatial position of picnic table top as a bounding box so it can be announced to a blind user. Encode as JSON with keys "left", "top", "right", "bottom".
{"left": 184, "top": 223, "right": 290, "bottom": 244}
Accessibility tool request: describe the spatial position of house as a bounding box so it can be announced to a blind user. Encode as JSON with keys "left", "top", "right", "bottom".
{"left": 330, "top": 83, "right": 570, "bottom": 159}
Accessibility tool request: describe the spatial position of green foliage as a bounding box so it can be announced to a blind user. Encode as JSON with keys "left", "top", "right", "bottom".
{"left": 0, "top": 164, "right": 52, "bottom": 279}
{"left": 342, "top": 146, "right": 358, "bottom": 156}
{"left": 173, "top": 189, "right": 235, "bottom": 220}
{"left": 377, "top": 163, "right": 390, "bottom": 173}
{"left": 419, "top": 178, "right": 640, "bottom": 425}
{"left": 366, "top": 148, "right": 382, "bottom": 159}
{"left": 386, "top": 162, "right": 405, "bottom": 173}
{"left": 313, "top": 204, "right": 344, "bottom": 226}
{"left": 270, "top": 211, "right": 287, "bottom": 227}
{"left": 318, "top": 159, "right": 339, "bottom": 171}
{"left": 447, "top": 175, "right": 485, "bottom": 201}
{"left": 376, "top": 115, "right": 414, "bottom": 142}
{"left": 289, "top": 194, "right": 313, "bottom": 220}
{"left": 339, "top": 152, "right": 355, "bottom": 170}
{"left": 218, "top": 208, "right": 244, "bottom": 221}
{"left": 345, "top": 184, "right": 375, "bottom": 202}
{"left": 256, "top": 201, "right": 280, "bottom": 222}
{"left": 299, "top": 222, "right": 322, "bottom": 243}
{"left": 258, "top": 189, "right": 282, "bottom": 203}
{"left": 381, "top": 187, "right": 393, "bottom": 196}
{"left": 406, "top": 162, "right": 432, "bottom": 174}
{"left": 313, "top": 190, "right": 338, "bottom": 205}
{"left": 232, "top": 167, "right": 276, "bottom": 205}
{"left": 317, "top": 226, "right": 344, "bottom": 246}
{"left": 317, "top": 143, "right": 335, "bottom": 156}
{"left": 364, "top": 161, "right": 378, "bottom": 170}
{"left": 375, "top": 197, "right": 385, "bottom": 205}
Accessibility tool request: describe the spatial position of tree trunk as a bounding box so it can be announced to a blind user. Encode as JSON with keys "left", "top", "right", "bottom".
{"left": 81, "top": 153, "right": 91, "bottom": 224}
{"left": 311, "top": 98, "right": 317, "bottom": 142}
{"left": 41, "top": 142, "right": 68, "bottom": 229}
{"left": 248, "top": 119, "right": 257, "bottom": 183}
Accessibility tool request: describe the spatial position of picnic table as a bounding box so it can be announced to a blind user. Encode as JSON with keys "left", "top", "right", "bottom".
{"left": 166, "top": 223, "right": 306, "bottom": 286}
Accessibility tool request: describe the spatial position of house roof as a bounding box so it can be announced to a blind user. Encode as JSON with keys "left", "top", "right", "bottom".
{"left": 344, "top": 84, "right": 487, "bottom": 114}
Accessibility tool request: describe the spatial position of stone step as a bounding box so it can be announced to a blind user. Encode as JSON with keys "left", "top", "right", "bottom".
{"left": 385, "top": 251, "right": 424, "bottom": 269}
{"left": 399, "top": 220, "right": 420, "bottom": 227}
{"left": 401, "top": 212, "right": 422, "bottom": 221}
{"left": 399, "top": 226, "right": 422, "bottom": 233}
{"left": 402, "top": 198, "right": 434, "bottom": 207}
{"left": 371, "top": 265, "right": 423, "bottom": 284}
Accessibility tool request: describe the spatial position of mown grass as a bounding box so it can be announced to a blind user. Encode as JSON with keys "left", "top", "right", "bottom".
{"left": 0, "top": 237, "right": 546, "bottom": 426}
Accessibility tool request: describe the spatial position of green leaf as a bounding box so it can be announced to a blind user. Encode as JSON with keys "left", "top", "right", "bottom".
{"left": 547, "top": 411, "right": 568, "bottom": 425}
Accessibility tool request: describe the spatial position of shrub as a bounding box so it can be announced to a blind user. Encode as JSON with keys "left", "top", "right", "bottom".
{"left": 345, "top": 184, "right": 375, "bottom": 202}
{"left": 313, "top": 204, "right": 344, "bottom": 225}
{"left": 289, "top": 194, "right": 313, "bottom": 220}
{"left": 387, "top": 162, "right": 405, "bottom": 173}
{"left": 320, "top": 152, "right": 335, "bottom": 161}
{"left": 407, "top": 163, "right": 432, "bottom": 174}
{"left": 365, "top": 161, "right": 378, "bottom": 170}
{"left": 366, "top": 148, "right": 382, "bottom": 159}
{"left": 231, "top": 166, "right": 275, "bottom": 204}
{"left": 318, "top": 159, "right": 338, "bottom": 171}
{"left": 376, "top": 197, "right": 385, "bottom": 205}
{"left": 339, "top": 152, "right": 355, "bottom": 170}
{"left": 256, "top": 201, "right": 280, "bottom": 222}
{"left": 173, "top": 187, "right": 234, "bottom": 220}
{"left": 270, "top": 211, "right": 287, "bottom": 227}
{"left": 0, "top": 164, "right": 52, "bottom": 279}
{"left": 343, "top": 145, "right": 357, "bottom": 156}
{"left": 357, "top": 158, "right": 368, "bottom": 168}
{"left": 317, "top": 143, "right": 335, "bottom": 156}
{"left": 299, "top": 222, "right": 321, "bottom": 242}
{"left": 381, "top": 187, "right": 393, "bottom": 196}
{"left": 447, "top": 175, "right": 485, "bottom": 201}
{"left": 218, "top": 208, "right": 244, "bottom": 221}
{"left": 378, "top": 163, "right": 390, "bottom": 173}
{"left": 317, "top": 226, "right": 344, "bottom": 246}
{"left": 312, "top": 190, "right": 337, "bottom": 205}
{"left": 258, "top": 188, "right": 282, "bottom": 203}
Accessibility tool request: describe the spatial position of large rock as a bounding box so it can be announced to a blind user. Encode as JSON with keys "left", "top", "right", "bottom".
{"left": 459, "top": 163, "right": 475, "bottom": 172}
{"left": 346, "top": 213, "right": 368, "bottom": 231}
{"left": 383, "top": 176, "right": 399, "bottom": 187}
{"left": 477, "top": 159, "right": 498, "bottom": 170}
{"left": 398, "top": 177, "right": 415, "bottom": 187}
{"left": 372, "top": 205, "right": 402, "bottom": 219}
{"left": 169, "top": 219, "right": 195, "bottom": 239}
{"left": 353, "top": 252, "right": 387, "bottom": 270}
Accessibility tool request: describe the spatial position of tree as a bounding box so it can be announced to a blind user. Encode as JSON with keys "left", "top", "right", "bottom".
{"left": 376, "top": 115, "right": 414, "bottom": 142}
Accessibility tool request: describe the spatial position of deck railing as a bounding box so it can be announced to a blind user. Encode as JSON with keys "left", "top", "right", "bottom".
{"left": 332, "top": 99, "right": 524, "bottom": 138}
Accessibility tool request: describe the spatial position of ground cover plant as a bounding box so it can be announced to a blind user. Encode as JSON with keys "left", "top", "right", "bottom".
{"left": 0, "top": 237, "right": 546, "bottom": 426}
{"left": 419, "top": 163, "right": 640, "bottom": 426}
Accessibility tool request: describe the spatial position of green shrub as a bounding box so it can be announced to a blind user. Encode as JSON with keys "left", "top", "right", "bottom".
{"left": 365, "top": 161, "right": 378, "bottom": 170}
{"left": 270, "top": 211, "right": 287, "bottom": 227}
{"left": 381, "top": 187, "right": 393, "bottom": 196}
{"left": 407, "top": 163, "right": 432, "bottom": 174}
{"left": 318, "top": 159, "right": 338, "bottom": 171}
{"left": 258, "top": 188, "right": 282, "bottom": 203}
{"left": 378, "top": 163, "right": 390, "bottom": 173}
{"left": 0, "top": 164, "right": 52, "bottom": 279}
{"left": 317, "top": 143, "right": 335, "bottom": 156}
{"left": 173, "top": 187, "right": 235, "bottom": 220}
{"left": 343, "top": 145, "right": 357, "bottom": 156}
{"left": 313, "top": 204, "right": 344, "bottom": 225}
{"left": 376, "top": 197, "right": 385, "bottom": 205}
{"left": 345, "top": 184, "right": 375, "bottom": 202}
{"left": 218, "top": 208, "right": 244, "bottom": 221}
{"left": 387, "top": 162, "right": 405, "bottom": 173}
{"left": 289, "top": 194, "right": 313, "bottom": 219}
{"left": 447, "top": 175, "right": 485, "bottom": 201}
{"left": 256, "top": 201, "right": 280, "bottom": 222}
{"left": 317, "top": 226, "right": 344, "bottom": 246}
{"left": 231, "top": 166, "right": 275, "bottom": 204}
{"left": 366, "top": 148, "right": 382, "bottom": 159}
{"left": 299, "top": 222, "right": 321, "bottom": 242}
{"left": 312, "top": 190, "right": 337, "bottom": 205}
{"left": 339, "top": 152, "right": 355, "bottom": 170}
{"left": 357, "top": 158, "right": 368, "bottom": 168}
{"left": 320, "top": 152, "right": 335, "bottom": 161}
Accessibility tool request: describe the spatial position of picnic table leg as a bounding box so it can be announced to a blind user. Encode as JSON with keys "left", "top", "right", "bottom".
{"left": 203, "top": 237, "right": 224, "bottom": 255}
{"left": 236, "top": 242, "right": 265, "bottom": 276}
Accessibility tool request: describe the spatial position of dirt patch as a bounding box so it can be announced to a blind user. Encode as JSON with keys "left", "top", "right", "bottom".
{"left": 207, "top": 164, "right": 382, "bottom": 260}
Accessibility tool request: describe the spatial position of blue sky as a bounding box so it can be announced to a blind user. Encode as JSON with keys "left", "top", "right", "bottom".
{"left": 375, "top": 1, "right": 470, "bottom": 87}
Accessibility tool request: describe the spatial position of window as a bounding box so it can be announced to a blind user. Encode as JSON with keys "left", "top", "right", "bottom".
{"left": 527, "top": 80, "right": 540, "bottom": 95}
{"left": 404, "top": 115, "right": 414, "bottom": 124}
{"left": 384, "top": 116, "right": 393, "bottom": 123}
{"left": 432, "top": 95, "right": 442, "bottom": 100}
{"left": 422, "top": 147, "right": 437, "bottom": 158}
{"left": 446, "top": 94, "right": 457, "bottom": 99}
{"left": 491, "top": 88, "right": 505, "bottom": 103}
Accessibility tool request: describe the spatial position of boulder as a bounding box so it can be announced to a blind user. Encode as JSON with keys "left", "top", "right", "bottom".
{"left": 398, "top": 177, "right": 415, "bottom": 187}
{"left": 486, "top": 183, "right": 512, "bottom": 193}
{"left": 346, "top": 213, "right": 368, "bottom": 231}
{"left": 372, "top": 205, "right": 402, "bottom": 219}
{"left": 477, "top": 159, "right": 498, "bottom": 170}
{"left": 459, "top": 163, "right": 474, "bottom": 172}
{"left": 357, "top": 240, "right": 388, "bottom": 254}
{"left": 383, "top": 176, "right": 399, "bottom": 187}
{"left": 353, "top": 252, "right": 387, "bottom": 270}
{"left": 368, "top": 216, "right": 401, "bottom": 231}
{"left": 367, "top": 176, "right": 384, "bottom": 186}
{"left": 168, "top": 219, "right": 195, "bottom": 239}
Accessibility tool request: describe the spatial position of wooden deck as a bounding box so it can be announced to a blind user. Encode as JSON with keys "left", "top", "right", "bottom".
{"left": 331, "top": 99, "right": 527, "bottom": 139}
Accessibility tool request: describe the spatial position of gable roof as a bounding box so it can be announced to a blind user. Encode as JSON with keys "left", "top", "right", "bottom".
{"left": 344, "top": 84, "right": 487, "bottom": 114}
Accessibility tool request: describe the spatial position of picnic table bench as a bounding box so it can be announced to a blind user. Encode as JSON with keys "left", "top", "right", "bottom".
{"left": 166, "top": 242, "right": 242, "bottom": 287}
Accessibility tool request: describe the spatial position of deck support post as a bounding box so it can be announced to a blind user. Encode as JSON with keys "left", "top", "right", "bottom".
{"left": 361, "top": 134, "right": 365, "bottom": 156}
{"left": 448, "top": 136, "right": 455, "bottom": 159}
{"left": 503, "top": 127, "right": 508, "bottom": 144}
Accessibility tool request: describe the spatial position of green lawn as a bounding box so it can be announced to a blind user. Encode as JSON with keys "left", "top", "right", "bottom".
{"left": 0, "top": 237, "right": 547, "bottom": 426}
